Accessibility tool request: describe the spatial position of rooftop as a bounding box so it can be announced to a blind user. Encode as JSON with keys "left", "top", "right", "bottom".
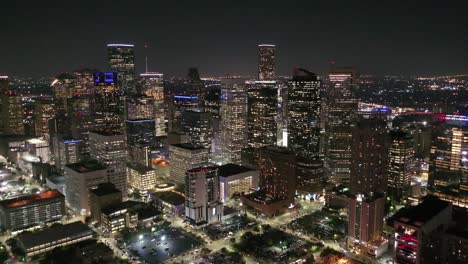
{"left": 65, "top": 159, "right": 106, "bottom": 173}
{"left": 152, "top": 191, "right": 185, "bottom": 206}
{"left": 0, "top": 189, "right": 63, "bottom": 209}
{"left": 18, "top": 222, "right": 92, "bottom": 249}
{"left": 90, "top": 183, "right": 122, "bottom": 197}
{"left": 101, "top": 200, "right": 143, "bottom": 215}
{"left": 395, "top": 196, "right": 451, "bottom": 227}
{"left": 218, "top": 163, "right": 255, "bottom": 177}
{"left": 170, "top": 143, "right": 207, "bottom": 151}
{"left": 127, "top": 162, "right": 156, "bottom": 174}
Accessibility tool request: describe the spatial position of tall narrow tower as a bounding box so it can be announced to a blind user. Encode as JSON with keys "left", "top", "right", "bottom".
{"left": 258, "top": 44, "right": 276, "bottom": 81}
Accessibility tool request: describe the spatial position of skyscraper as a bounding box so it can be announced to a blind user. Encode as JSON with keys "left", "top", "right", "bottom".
{"left": 247, "top": 81, "right": 278, "bottom": 148}
{"left": 34, "top": 99, "right": 56, "bottom": 138}
{"left": 348, "top": 193, "right": 385, "bottom": 244}
{"left": 185, "top": 166, "right": 223, "bottom": 226}
{"left": 140, "top": 72, "right": 166, "bottom": 137}
{"left": 258, "top": 44, "right": 276, "bottom": 81}
{"left": 388, "top": 130, "right": 415, "bottom": 200}
{"left": 325, "top": 67, "right": 358, "bottom": 185}
{"left": 169, "top": 143, "right": 209, "bottom": 184}
{"left": 180, "top": 109, "right": 213, "bottom": 149}
{"left": 0, "top": 90, "right": 24, "bottom": 136}
{"left": 287, "top": 68, "right": 323, "bottom": 193}
{"left": 350, "top": 119, "right": 389, "bottom": 195}
{"left": 89, "top": 131, "right": 128, "bottom": 198}
{"left": 107, "top": 44, "right": 135, "bottom": 95}
{"left": 219, "top": 77, "right": 248, "bottom": 164}
{"left": 125, "top": 97, "right": 156, "bottom": 153}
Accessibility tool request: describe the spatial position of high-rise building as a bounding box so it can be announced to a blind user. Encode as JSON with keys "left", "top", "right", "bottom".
{"left": 350, "top": 119, "right": 389, "bottom": 195}
{"left": 64, "top": 160, "right": 108, "bottom": 216}
{"left": 169, "top": 143, "right": 209, "bottom": 184}
{"left": 0, "top": 189, "right": 65, "bottom": 231}
{"left": 219, "top": 77, "right": 248, "bottom": 164}
{"left": 107, "top": 44, "right": 135, "bottom": 95}
{"left": 34, "top": 99, "right": 56, "bottom": 138}
{"left": 93, "top": 72, "right": 124, "bottom": 132}
{"left": 247, "top": 81, "right": 278, "bottom": 148}
{"left": 180, "top": 110, "right": 212, "bottom": 149}
{"left": 388, "top": 130, "right": 415, "bottom": 200}
{"left": 185, "top": 167, "right": 223, "bottom": 226}
{"left": 218, "top": 163, "right": 259, "bottom": 202}
{"left": 241, "top": 146, "right": 296, "bottom": 216}
{"left": 89, "top": 131, "right": 128, "bottom": 198}
{"left": 51, "top": 135, "right": 81, "bottom": 172}
{"left": 325, "top": 68, "right": 358, "bottom": 185}
{"left": 127, "top": 163, "right": 158, "bottom": 201}
{"left": 393, "top": 197, "right": 452, "bottom": 264}
{"left": 0, "top": 91, "right": 24, "bottom": 135}
{"left": 140, "top": 72, "right": 166, "bottom": 137}
{"left": 0, "top": 75, "right": 8, "bottom": 92}
{"left": 258, "top": 44, "right": 276, "bottom": 81}
{"left": 287, "top": 68, "right": 323, "bottom": 193}
{"left": 125, "top": 96, "right": 156, "bottom": 154}
{"left": 348, "top": 193, "right": 385, "bottom": 244}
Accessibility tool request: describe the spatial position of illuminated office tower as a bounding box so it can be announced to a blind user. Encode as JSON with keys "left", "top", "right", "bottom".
{"left": 0, "top": 91, "right": 24, "bottom": 136}
{"left": 140, "top": 72, "right": 166, "bottom": 137}
{"left": 219, "top": 77, "right": 247, "bottom": 164}
{"left": 52, "top": 134, "right": 81, "bottom": 172}
{"left": 125, "top": 96, "right": 156, "bottom": 149}
{"left": 169, "top": 95, "right": 200, "bottom": 133}
{"left": 287, "top": 68, "right": 323, "bottom": 193}
{"left": 388, "top": 130, "right": 415, "bottom": 200}
{"left": 247, "top": 81, "right": 278, "bottom": 148}
{"left": 258, "top": 44, "right": 276, "bottom": 81}
{"left": 185, "top": 167, "right": 223, "bottom": 225}
{"left": 180, "top": 110, "right": 213, "bottom": 149}
{"left": 350, "top": 119, "right": 389, "bottom": 195}
{"left": 169, "top": 143, "right": 209, "bottom": 184}
{"left": 127, "top": 163, "right": 158, "bottom": 201}
{"left": 34, "top": 99, "right": 56, "bottom": 138}
{"left": 93, "top": 72, "right": 124, "bottom": 131}
{"left": 89, "top": 131, "right": 128, "bottom": 198}
{"left": 429, "top": 114, "right": 468, "bottom": 188}
{"left": 325, "top": 67, "right": 358, "bottom": 185}
{"left": 107, "top": 44, "right": 135, "bottom": 95}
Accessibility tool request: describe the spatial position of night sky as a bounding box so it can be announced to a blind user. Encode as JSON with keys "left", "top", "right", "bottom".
{"left": 1, "top": 1, "right": 467, "bottom": 77}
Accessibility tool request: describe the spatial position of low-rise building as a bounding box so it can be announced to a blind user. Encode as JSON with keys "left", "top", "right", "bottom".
{"left": 127, "top": 163, "right": 158, "bottom": 201}
{"left": 0, "top": 189, "right": 65, "bottom": 231}
{"left": 151, "top": 191, "right": 185, "bottom": 216}
{"left": 17, "top": 221, "right": 93, "bottom": 258}
{"left": 89, "top": 183, "right": 122, "bottom": 223}
{"left": 218, "top": 163, "right": 259, "bottom": 202}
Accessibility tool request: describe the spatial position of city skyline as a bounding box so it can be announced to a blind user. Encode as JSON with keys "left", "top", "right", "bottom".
{"left": 1, "top": 2, "right": 468, "bottom": 77}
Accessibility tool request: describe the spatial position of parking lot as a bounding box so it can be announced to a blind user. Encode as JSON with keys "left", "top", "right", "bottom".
{"left": 124, "top": 228, "right": 203, "bottom": 263}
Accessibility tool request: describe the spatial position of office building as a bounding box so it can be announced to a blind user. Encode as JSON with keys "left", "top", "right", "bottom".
{"left": 287, "top": 68, "right": 323, "bottom": 193}
{"left": 17, "top": 221, "right": 93, "bottom": 257}
{"left": 247, "top": 81, "right": 278, "bottom": 148}
{"left": 151, "top": 191, "right": 185, "bottom": 216}
{"left": 93, "top": 71, "right": 124, "bottom": 131}
{"left": 169, "top": 143, "right": 209, "bottom": 184}
{"left": 241, "top": 146, "right": 296, "bottom": 217}
{"left": 325, "top": 67, "right": 358, "bottom": 185}
{"left": 388, "top": 130, "right": 415, "bottom": 200}
{"left": 89, "top": 131, "right": 128, "bottom": 197}
{"left": 219, "top": 77, "right": 248, "bottom": 164}
{"left": 64, "top": 160, "right": 108, "bottom": 216}
{"left": 393, "top": 197, "right": 452, "bottom": 264}
{"left": 350, "top": 119, "right": 389, "bottom": 195}
{"left": 0, "top": 189, "right": 65, "bottom": 231}
{"left": 127, "top": 163, "right": 158, "bottom": 201}
{"left": 107, "top": 44, "right": 135, "bottom": 95}
{"left": 180, "top": 109, "right": 212, "bottom": 149}
{"left": 218, "top": 163, "right": 259, "bottom": 202}
{"left": 0, "top": 91, "right": 24, "bottom": 135}
{"left": 258, "top": 44, "right": 276, "bottom": 81}
{"left": 446, "top": 227, "right": 468, "bottom": 264}
{"left": 185, "top": 167, "right": 223, "bottom": 226}
{"left": 34, "top": 99, "right": 56, "bottom": 138}
{"left": 140, "top": 72, "right": 166, "bottom": 137}
{"left": 89, "top": 183, "right": 122, "bottom": 223}
{"left": 52, "top": 135, "right": 81, "bottom": 172}
{"left": 100, "top": 201, "right": 139, "bottom": 236}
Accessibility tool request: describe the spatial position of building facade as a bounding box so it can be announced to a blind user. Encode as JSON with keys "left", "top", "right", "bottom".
{"left": 258, "top": 44, "right": 276, "bottom": 81}
{"left": 169, "top": 143, "right": 209, "bottom": 184}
